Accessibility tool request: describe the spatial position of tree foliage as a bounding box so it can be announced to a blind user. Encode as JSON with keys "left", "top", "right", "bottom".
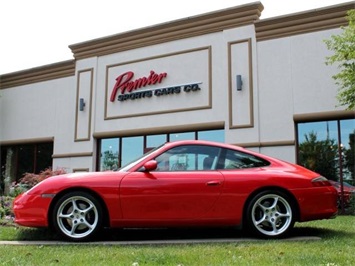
{"left": 325, "top": 10, "right": 355, "bottom": 110}
{"left": 102, "top": 150, "right": 119, "bottom": 171}
{"left": 299, "top": 132, "right": 338, "bottom": 180}
{"left": 344, "top": 131, "right": 355, "bottom": 180}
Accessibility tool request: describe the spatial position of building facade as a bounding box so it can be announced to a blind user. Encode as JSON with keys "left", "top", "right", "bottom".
{"left": 1, "top": 2, "right": 354, "bottom": 190}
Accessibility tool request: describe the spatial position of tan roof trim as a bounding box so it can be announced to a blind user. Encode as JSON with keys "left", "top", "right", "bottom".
{"left": 233, "top": 140, "right": 295, "bottom": 149}
{"left": 69, "top": 2, "right": 263, "bottom": 60}
{"left": 255, "top": 2, "right": 354, "bottom": 41}
{"left": 93, "top": 121, "right": 225, "bottom": 139}
{"left": 0, "top": 60, "right": 75, "bottom": 89}
{"left": 0, "top": 137, "right": 54, "bottom": 146}
{"left": 294, "top": 110, "right": 355, "bottom": 122}
{"left": 52, "top": 152, "right": 93, "bottom": 159}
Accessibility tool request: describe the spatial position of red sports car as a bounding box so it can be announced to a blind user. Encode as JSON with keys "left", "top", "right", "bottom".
{"left": 13, "top": 140, "right": 338, "bottom": 241}
{"left": 329, "top": 180, "right": 355, "bottom": 208}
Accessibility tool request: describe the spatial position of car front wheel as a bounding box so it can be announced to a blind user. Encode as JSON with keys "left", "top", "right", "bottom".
{"left": 52, "top": 191, "right": 103, "bottom": 241}
{"left": 246, "top": 190, "right": 295, "bottom": 238}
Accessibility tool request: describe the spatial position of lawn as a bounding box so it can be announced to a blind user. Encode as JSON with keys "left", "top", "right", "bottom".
{"left": 0, "top": 216, "right": 354, "bottom": 265}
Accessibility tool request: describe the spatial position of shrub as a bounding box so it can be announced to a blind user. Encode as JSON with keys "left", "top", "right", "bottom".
{"left": 0, "top": 196, "right": 13, "bottom": 220}
{"left": 1, "top": 168, "right": 67, "bottom": 225}
{"left": 346, "top": 193, "right": 355, "bottom": 215}
{"left": 9, "top": 168, "right": 67, "bottom": 197}
{"left": 9, "top": 183, "right": 28, "bottom": 197}
{"left": 19, "top": 168, "right": 67, "bottom": 188}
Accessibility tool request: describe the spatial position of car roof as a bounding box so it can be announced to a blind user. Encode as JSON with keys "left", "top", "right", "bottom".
{"left": 165, "top": 140, "right": 244, "bottom": 150}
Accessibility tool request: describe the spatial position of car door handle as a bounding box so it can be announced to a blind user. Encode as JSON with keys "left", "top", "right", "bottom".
{"left": 206, "top": 180, "right": 222, "bottom": 186}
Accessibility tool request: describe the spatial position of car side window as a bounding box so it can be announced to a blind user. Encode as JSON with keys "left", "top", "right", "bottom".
{"left": 154, "top": 145, "right": 221, "bottom": 172}
{"left": 220, "top": 149, "right": 270, "bottom": 169}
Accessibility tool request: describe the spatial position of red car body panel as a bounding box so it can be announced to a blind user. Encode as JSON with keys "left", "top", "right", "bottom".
{"left": 329, "top": 180, "right": 355, "bottom": 207}
{"left": 119, "top": 171, "right": 224, "bottom": 220}
{"left": 13, "top": 140, "right": 338, "bottom": 231}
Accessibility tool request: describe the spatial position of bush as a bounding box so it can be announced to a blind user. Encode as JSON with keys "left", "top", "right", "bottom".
{"left": 9, "top": 183, "right": 28, "bottom": 197}
{"left": 8, "top": 168, "right": 67, "bottom": 197}
{"left": 19, "top": 168, "right": 67, "bottom": 188}
{"left": 0, "top": 196, "right": 14, "bottom": 222}
{"left": 1, "top": 168, "right": 67, "bottom": 225}
{"left": 345, "top": 193, "right": 355, "bottom": 215}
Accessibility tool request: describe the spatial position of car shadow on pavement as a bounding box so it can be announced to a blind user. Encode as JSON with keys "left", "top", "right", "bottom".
{"left": 13, "top": 225, "right": 348, "bottom": 243}
{"left": 98, "top": 227, "right": 247, "bottom": 242}
{"left": 95, "top": 226, "right": 345, "bottom": 242}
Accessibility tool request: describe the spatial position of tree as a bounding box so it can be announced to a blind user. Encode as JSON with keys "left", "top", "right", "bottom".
{"left": 344, "top": 130, "right": 355, "bottom": 181}
{"left": 324, "top": 10, "right": 355, "bottom": 110}
{"left": 101, "top": 150, "right": 119, "bottom": 171}
{"left": 299, "top": 132, "right": 338, "bottom": 180}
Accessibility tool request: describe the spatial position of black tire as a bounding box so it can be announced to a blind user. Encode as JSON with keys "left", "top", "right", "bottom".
{"left": 52, "top": 191, "right": 103, "bottom": 241}
{"left": 245, "top": 190, "right": 295, "bottom": 239}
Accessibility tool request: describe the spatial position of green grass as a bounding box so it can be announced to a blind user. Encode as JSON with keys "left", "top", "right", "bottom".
{"left": 0, "top": 216, "right": 354, "bottom": 265}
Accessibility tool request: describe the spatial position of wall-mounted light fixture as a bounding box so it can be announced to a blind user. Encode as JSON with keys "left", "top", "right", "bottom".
{"left": 79, "top": 98, "right": 86, "bottom": 111}
{"left": 236, "top": 75, "right": 242, "bottom": 91}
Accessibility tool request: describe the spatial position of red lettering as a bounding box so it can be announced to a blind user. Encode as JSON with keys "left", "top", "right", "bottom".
{"left": 110, "top": 71, "right": 134, "bottom": 102}
{"left": 110, "top": 70, "right": 167, "bottom": 102}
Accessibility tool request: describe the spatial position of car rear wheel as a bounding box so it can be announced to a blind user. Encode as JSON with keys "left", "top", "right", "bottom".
{"left": 246, "top": 190, "right": 295, "bottom": 238}
{"left": 52, "top": 191, "right": 103, "bottom": 241}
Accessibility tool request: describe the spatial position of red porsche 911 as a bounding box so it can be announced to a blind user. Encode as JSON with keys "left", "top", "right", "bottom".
{"left": 13, "top": 140, "right": 338, "bottom": 241}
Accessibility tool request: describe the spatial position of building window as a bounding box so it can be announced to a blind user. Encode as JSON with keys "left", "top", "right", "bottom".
{"left": 97, "top": 129, "right": 224, "bottom": 171}
{"left": 169, "top": 132, "right": 195, "bottom": 142}
{"left": 146, "top": 134, "right": 167, "bottom": 153}
{"left": 198, "top": 130, "right": 225, "bottom": 142}
{"left": 296, "top": 118, "right": 355, "bottom": 183}
{"left": 99, "top": 138, "right": 119, "bottom": 171}
{"left": 0, "top": 142, "right": 53, "bottom": 193}
{"left": 121, "top": 136, "right": 144, "bottom": 167}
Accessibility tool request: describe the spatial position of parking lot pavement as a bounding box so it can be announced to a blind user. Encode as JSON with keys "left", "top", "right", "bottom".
{"left": 0, "top": 236, "right": 321, "bottom": 246}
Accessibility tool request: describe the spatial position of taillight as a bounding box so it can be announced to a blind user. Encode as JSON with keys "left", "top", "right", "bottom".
{"left": 312, "top": 176, "right": 331, "bottom": 187}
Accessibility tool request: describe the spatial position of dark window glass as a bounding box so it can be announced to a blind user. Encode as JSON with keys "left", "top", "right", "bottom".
{"left": 1, "top": 148, "right": 7, "bottom": 194}
{"left": 1, "top": 147, "right": 16, "bottom": 184}
{"left": 154, "top": 145, "right": 221, "bottom": 171}
{"left": 17, "top": 145, "right": 35, "bottom": 180}
{"left": 35, "top": 143, "right": 53, "bottom": 173}
{"left": 297, "top": 118, "right": 355, "bottom": 183}
{"left": 0, "top": 143, "right": 53, "bottom": 184}
{"left": 340, "top": 119, "right": 355, "bottom": 182}
{"left": 297, "top": 121, "right": 338, "bottom": 180}
{"left": 219, "top": 149, "right": 270, "bottom": 169}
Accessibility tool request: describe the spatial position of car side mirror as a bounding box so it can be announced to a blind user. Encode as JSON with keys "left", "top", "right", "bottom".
{"left": 143, "top": 160, "right": 158, "bottom": 172}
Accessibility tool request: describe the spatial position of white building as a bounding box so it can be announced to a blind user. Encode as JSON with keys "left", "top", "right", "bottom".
{"left": 1, "top": 1, "right": 354, "bottom": 187}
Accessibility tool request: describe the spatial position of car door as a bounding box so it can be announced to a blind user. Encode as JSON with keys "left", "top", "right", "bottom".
{"left": 119, "top": 145, "right": 225, "bottom": 220}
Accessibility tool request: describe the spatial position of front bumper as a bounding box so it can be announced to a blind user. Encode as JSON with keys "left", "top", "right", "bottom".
{"left": 13, "top": 192, "right": 53, "bottom": 227}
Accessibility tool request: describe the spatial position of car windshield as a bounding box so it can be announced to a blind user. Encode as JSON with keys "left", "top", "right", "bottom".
{"left": 118, "top": 143, "right": 165, "bottom": 172}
